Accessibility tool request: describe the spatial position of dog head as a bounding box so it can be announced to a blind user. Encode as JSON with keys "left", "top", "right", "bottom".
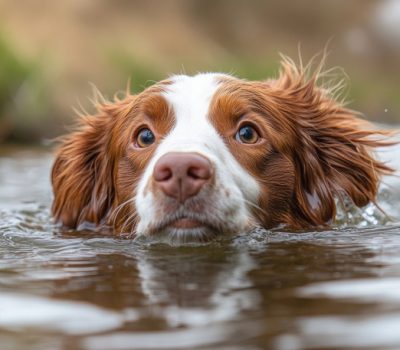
{"left": 52, "top": 58, "right": 393, "bottom": 242}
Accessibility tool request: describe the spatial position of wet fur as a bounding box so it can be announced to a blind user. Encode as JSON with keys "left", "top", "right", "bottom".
{"left": 52, "top": 57, "right": 395, "bottom": 234}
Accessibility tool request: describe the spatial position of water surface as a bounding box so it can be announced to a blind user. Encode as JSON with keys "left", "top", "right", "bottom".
{"left": 1, "top": 145, "right": 400, "bottom": 350}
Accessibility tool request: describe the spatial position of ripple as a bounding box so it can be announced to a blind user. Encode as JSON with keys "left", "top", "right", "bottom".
{"left": 83, "top": 322, "right": 262, "bottom": 350}
{"left": 1, "top": 145, "right": 400, "bottom": 350}
{"left": 0, "top": 293, "right": 125, "bottom": 334}
{"left": 275, "top": 315, "right": 400, "bottom": 350}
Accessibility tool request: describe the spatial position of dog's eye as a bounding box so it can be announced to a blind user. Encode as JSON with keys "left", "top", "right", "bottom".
{"left": 235, "top": 125, "right": 259, "bottom": 144}
{"left": 136, "top": 128, "right": 155, "bottom": 148}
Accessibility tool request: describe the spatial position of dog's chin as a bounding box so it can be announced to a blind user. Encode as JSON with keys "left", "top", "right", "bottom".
{"left": 162, "top": 225, "right": 222, "bottom": 244}
{"left": 137, "top": 216, "right": 230, "bottom": 245}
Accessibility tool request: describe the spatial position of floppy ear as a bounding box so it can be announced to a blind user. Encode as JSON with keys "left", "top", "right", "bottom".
{"left": 51, "top": 96, "right": 134, "bottom": 229}
{"left": 269, "top": 57, "right": 395, "bottom": 227}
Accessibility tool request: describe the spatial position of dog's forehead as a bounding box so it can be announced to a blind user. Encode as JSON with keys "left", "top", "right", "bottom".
{"left": 156, "top": 73, "right": 233, "bottom": 155}
{"left": 161, "top": 73, "right": 233, "bottom": 126}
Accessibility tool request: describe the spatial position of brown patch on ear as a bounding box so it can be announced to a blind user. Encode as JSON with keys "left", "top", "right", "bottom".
{"left": 51, "top": 95, "right": 136, "bottom": 229}
{"left": 269, "top": 56, "right": 396, "bottom": 227}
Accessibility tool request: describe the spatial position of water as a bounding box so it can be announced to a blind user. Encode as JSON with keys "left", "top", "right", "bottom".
{"left": 0, "top": 145, "right": 400, "bottom": 350}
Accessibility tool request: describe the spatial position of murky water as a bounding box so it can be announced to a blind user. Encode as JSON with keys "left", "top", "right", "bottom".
{"left": 1, "top": 145, "right": 400, "bottom": 350}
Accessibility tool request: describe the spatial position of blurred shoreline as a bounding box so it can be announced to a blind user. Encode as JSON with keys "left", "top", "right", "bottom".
{"left": 0, "top": 0, "right": 399, "bottom": 144}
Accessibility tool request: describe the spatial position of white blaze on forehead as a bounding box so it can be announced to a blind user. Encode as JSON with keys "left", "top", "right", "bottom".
{"left": 159, "top": 73, "right": 259, "bottom": 200}
{"left": 160, "top": 73, "right": 224, "bottom": 153}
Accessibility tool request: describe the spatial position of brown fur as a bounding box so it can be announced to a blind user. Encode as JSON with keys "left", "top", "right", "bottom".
{"left": 210, "top": 57, "right": 395, "bottom": 228}
{"left": 52, "top": 58, "right": 395, "bottom": 233}
{"left": 52, "top": 83, "right": 174, "bottom": 232}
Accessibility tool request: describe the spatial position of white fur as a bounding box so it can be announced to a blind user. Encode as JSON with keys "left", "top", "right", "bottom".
{"left": 134, "top": 73, "right": 260, "bottom": 239}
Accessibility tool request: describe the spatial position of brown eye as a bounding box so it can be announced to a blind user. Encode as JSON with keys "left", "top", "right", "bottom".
{"left": 136, "top": 128, "right": 155, "bottom": 148}
{"left": 235, "top": 125, "right": 259, "bottom": 144}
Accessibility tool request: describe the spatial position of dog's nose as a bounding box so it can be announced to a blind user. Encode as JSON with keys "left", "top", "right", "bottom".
{"left": 153, "top": 152, "right": 213, "bottom": 202}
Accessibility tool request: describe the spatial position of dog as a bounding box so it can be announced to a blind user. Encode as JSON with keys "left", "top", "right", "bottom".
{"left": 51, "top": 57, "right": 394, "bottom": 242}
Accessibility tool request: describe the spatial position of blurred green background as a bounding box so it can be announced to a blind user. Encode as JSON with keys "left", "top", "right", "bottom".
{"left": 0, "top": 0, "right": 399, "bottom": 144}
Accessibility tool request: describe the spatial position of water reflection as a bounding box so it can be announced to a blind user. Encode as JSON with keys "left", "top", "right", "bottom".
{"left": 1, "top": 147, "right": 400, "bottom": 350}
{"left": 138, "top": 245, "right": 261, "bottom": 324}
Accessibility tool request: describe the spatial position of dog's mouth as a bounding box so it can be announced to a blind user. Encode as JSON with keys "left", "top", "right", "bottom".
{"left": 169, "top": 217, "right": 204, "bottom": 229}
{"left": 156, "top": 213, "right": 215, "bottom": 233}
{"left": 144, "top": 210, "right": 227, "bottom": 243}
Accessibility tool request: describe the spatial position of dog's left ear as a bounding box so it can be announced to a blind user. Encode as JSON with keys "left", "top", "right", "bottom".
{"left": 51, "top": 96, "right": 134, "bottom": 229}
{"left": 267, "top": 57, "right": 395, "bottom": 227}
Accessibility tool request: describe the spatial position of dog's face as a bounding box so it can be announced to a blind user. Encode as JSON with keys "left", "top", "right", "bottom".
{"left": 133, "top": 74, "right": 261, "bottom": 241}
{"left": 52, "top": 59, "right": 392, "bottom": 242}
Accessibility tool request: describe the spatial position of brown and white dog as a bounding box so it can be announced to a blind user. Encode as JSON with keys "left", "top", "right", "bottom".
{"left": 51, "top": 58, "right": 393, "bottom": 242}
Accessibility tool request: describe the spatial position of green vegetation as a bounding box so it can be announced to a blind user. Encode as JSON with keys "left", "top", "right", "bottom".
{"left": 0, "top": 36, "right": 51, "bottom": 143}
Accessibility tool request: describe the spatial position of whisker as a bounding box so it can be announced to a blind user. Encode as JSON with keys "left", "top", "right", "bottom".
{"left": 242, "top": 198, "right": 268, "bottom": 216}
{"left": 110, "top": 197, "right": 136, "bottom": 227}
{"left": 120, "top": 211, "right": 138, "bottom": 235}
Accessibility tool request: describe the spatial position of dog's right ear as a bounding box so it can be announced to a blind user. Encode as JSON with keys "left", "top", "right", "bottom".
{"left": 51, "top": 96, "right": 135, "bottom": 228}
